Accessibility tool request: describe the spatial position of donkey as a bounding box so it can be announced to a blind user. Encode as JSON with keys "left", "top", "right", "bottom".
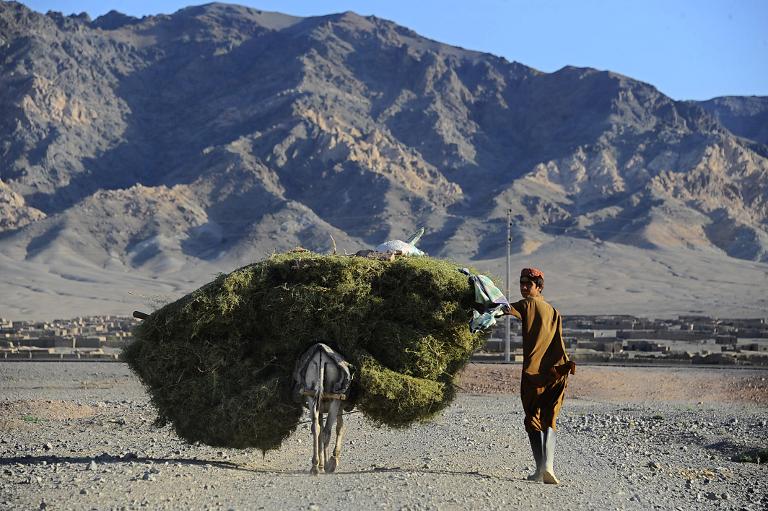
{"left": 293, "top": 343, "right": 353, "bottom": 475}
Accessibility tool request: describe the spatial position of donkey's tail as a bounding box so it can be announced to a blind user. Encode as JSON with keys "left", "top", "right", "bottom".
{"left": 315, "top": 353, "right": 325, "bottom": 411}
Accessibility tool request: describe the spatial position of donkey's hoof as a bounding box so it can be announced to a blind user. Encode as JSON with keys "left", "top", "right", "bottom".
{"left": 310, "top": 466, "right": 322, "bottom": 475}
{"left": 326, "top": 458, "right": 337, "bottom": 473}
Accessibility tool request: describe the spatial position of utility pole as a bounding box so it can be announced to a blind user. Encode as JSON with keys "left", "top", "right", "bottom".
{"left": 505, "top": 208, "right": 511, "bottom": 363}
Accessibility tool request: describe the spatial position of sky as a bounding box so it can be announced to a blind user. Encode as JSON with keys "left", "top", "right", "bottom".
{"left": 19, "top": 0, "right": 768, "bottom": 101}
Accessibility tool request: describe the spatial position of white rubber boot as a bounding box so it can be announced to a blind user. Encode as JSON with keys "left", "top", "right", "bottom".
{"left": 542, "top": 427, "right": 560, "bottom": 484}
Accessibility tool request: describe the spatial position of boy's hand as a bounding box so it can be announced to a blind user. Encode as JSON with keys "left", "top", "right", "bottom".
{"left": 550, "top": 361, "right": 577, "bottom": 379}
{"left": 548, "top": 366, "right": 559, "bottom": 381}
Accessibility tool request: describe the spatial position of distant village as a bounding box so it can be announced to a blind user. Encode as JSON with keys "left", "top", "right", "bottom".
{"left": 1, "top": 314, "right": 767, "bottom": 365}
{"left": 488, "top": 315, "right": 768, "bottom": 366}
{"left": 0, "top": 316, "right": 135, "bottom": 361}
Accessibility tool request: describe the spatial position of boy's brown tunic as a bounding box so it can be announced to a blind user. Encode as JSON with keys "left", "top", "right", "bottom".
{"left": 507, "top": 295, "right": 570, "bottom": 432}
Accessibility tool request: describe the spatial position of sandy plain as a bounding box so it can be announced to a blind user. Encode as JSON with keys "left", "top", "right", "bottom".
{"left": 3, "top": 237, "right": 768, "bottom": 320}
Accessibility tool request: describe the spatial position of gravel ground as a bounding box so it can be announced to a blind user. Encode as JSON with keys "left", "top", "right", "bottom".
{"left": 1, "top": 362, "right": 766, "bottom": 510}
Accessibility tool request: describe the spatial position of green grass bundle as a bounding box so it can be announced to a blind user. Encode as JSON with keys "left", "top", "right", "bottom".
{"left": 123, "top": 251, "right": 487, "bottom": 451}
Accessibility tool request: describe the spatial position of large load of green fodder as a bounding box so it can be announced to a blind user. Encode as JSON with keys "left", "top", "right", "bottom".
{"left": 123, "top": 251, "right": 487, "bottom": 451}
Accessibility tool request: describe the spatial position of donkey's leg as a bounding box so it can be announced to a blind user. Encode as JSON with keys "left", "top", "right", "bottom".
{"left": 307, "top": 397, "right": 322, "bottom": 475}
{"left": 318, "top": 408, "right": 327, "bottom": 472}
{"left": 320, "top": 409, "right": 330, "bottom": 472}
{"left": 327, "top": 406, "right": 346, "bottom": 473}
{"left": 322, "top": 400, "right": 341, "bottom": 472}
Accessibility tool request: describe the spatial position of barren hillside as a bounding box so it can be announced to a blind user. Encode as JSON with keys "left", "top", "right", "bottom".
{"left": 1, "top": 2, "right": 767, "bottom": 318}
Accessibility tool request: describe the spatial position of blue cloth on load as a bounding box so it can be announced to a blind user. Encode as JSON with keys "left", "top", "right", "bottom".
{"left": 459, "top": 268, "right": 509, "bottom": 333}
{"left": 469, "top": 305, "right": 508, "bottom": 333}
{"left": 460, "top": 268, "right": 508, "bottom": 309}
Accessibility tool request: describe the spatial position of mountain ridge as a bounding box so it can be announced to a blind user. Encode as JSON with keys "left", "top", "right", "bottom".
{"left": 1, "top": 1, "right": 767, "bottom": 318}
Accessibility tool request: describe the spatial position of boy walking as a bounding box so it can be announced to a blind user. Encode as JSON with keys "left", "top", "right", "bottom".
{"left": 504, "top": 268, "right": 575, "bottom": 484}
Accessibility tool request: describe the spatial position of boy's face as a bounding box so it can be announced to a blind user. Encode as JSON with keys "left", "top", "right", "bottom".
{"left": 519, "top": 278, "right": 542, "bottom": 298}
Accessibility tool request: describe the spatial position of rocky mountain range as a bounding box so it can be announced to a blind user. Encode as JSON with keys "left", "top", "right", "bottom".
{"left": 697, "top": 96, "right": 768, "bottom": 147}
{"left": 1, "top": 1, "right": 767, "bottom": 319}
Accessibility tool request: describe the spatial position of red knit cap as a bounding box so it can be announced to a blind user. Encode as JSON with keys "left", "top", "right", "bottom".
{"left": 520, "top": 267, "right": 544, "bottom": 280}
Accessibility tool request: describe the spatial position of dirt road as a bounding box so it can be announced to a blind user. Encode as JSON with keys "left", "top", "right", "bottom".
{"left": 1, "top": 362, "right": 766, "bottom": 510}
